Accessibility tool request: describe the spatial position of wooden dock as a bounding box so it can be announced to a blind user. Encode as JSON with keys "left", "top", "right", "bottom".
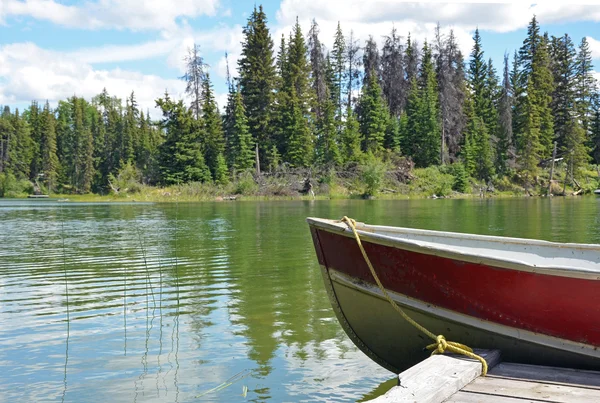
{"left": 367, "top": 350, "right": 600, "bottom": 403}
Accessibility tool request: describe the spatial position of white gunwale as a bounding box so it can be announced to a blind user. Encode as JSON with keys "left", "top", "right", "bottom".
{"left": 307, "top": 217, "right": 600, "bottom": 280}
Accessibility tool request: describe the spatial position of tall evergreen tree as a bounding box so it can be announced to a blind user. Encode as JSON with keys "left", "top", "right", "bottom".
{"left": 238, "top": 5, "right": 277, "bottom": 172}
{"left": 11, "top": 109, "right": 33, "bottom": 179}
{"left": 575, "top": 37, "right": 596, "bottom": 139}
{"left": 331, "top": 22, "right": 346, "bottom": 119}
{"left": 404, "top": 41, "right": 440, "bottom": 167}
{"left": 362, "top": 36, "right": 381, "bottom": 87}
{"left": 549, "top": 33, "right": 576, "bottom": 149}
{"left": 181, "top": 44, "right": 207, "bottom": 120}
{"left": 281, "top": 19, "right": 314, "bottom": 167}
{"left": 468, "top": 28, "right": 495, "bottom": 171}
{"left": 497, "top": 53, "right": 514, "bottom": 174}
{"left": 308, "top": 19, "right": 327, "bottom": 120}
{"left": 340, "top": 106, "right": 362, "bottom": 163}
{"left": 39, "top": 101, "right": 59, "bottom": 191}
{"left": 405, "top": 34, "right": 420, "bottom": 83}
{"left": 201, "top": 73, "right": 226, "bottom": 180}
{"left": 381, "top": 27, "right": 406, "bottom": 117}
{"left": 345, "top": 30, "right": 361, "bottom": 109}
{"left": 358, "top": 69, "right": 388, "bottom": 154}
{"left": 156, "top": 93, "right": 211, "bottom": 184}
{"left": 436, "top": 27, "right": 466, "bottom": 163}
{"left": 229, "top": 88, "right": 255, "bottom": 171}
{"left": 590, "top": 93, "right": 600, "bottom": 164}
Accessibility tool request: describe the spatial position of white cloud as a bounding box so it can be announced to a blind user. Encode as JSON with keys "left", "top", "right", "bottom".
{"left": 1, "top": 0, "right": 220, "bottom": 31}
{"left": 274, "top": 1, "right": 600, "bottom": 61}
{"left": 0, "top": 42, "right": 186, "bottom": 117}
{"left": 277, "top": 1, "right": 600, "bottom": 34}
{"left": 588, "top": 37, "right": 600, "bottom": 59}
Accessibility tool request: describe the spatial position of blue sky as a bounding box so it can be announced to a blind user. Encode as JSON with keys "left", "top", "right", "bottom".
{"left": 0, "top": 1, "right": 599, "bottom": 117}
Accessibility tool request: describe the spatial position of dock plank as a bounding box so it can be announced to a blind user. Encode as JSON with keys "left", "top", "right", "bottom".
{"left": 489, "top": 362, "right": 600, "bottom": 389}
{"left": 462, "top": 376, "right": 600, "bottom": 403}
{"left": 444, "top": 390, "right": 538, "bottom": 402}
{"left": 367, "top": 350, "right": 500, "bottom": 403}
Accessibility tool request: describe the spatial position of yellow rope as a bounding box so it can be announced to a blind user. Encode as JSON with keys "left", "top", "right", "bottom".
{"left": 340, "top": 216, "right": 488, "bottom": 376}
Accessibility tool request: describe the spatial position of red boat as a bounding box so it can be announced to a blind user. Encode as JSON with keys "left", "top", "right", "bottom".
{"left": 307, "top": 217, "right": 600, "bottom": 373}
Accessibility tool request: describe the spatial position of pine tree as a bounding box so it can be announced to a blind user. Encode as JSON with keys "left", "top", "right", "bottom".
{"left": 281, "top": 19, "right": 314, "bottom": 167}
{"left": 0, "top": 107, "right": 15, "bottom": 175}
{"left": 156, "top": 93, "right": 211, "bottom": 184}
{"left": 550, "top": 34, "right": 576, "bottom": 149}
{"left": 575, "top": 37, "right": 596, "bottom": 140}
{"left": 362, "top": 36, "right": 380, "bottom": 87}
{"left": 201, "top": 73, "right": 226, "bottom": 180}
{"left": 358, "top": 69, "right": 387, "bottom": 154}
{"left": 39, "top": 101, "right": 59, "bottom": 192}
{"left": 405, "top": 34, "right": 420, "bottom": 83}
{"left": 11, "top": 109, "right": 33, "bottom": 179}
{"left": 468, "top": 29, "right": 489, "bottom": 123}
{"left": 590, "top": 94, "right": 600, "bottom": 164}
{"left": 332, "top": 22, "right": 346, "bottom": 119}
{"left": 308, "top": 19, "right": 327, "bottom": 120}
{"left": 404, "top": 42, "right": 440, "bottom": 167}
{"left": 563, "top": 116, "right": 589, "bottom": 183}
{"left": 437, "top": 28, "right": 466, "bottom": 163}
{"left": 122, "top": 91, "right": 138, "bottom": 166}
{"left": 316, "top": 55, "right": 342, "bottom": 166}
{"left": 497, "top": 53, "right": 514, "bottom": 174}
{"left": 238, "top": 5, "right": 277, "bottom": 172}
{"left": 181, "top": 44, "right": 207, "bottom": 120}
{"left": 228, "top": 88, "right": 255, "bottom": 171}
{"left": 345, "top": 30, "right": 361, "bottom": 109}
{"left": 381, "top": 27, "right": 406, "bottom": 117}
{"left": 340, "top": 106, "right": 362, "bottom": 163}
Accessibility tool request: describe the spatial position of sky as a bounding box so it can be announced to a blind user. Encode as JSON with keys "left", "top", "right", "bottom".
{"left": 1, "top": 0, "right": 600, "bottom": 117}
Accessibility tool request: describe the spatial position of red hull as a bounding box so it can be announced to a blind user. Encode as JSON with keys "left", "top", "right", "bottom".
{"left": 309, "top": 219, "right": 600, "bottom": 371}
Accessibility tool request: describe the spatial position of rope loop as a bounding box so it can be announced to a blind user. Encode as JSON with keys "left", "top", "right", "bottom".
{"left": 340, "top": 216, "right": 488, "bottom": 376}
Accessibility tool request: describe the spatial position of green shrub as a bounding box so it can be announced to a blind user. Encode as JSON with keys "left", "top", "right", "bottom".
{"left": 359, "top": 153, "right": 389, "bottom": 197}
{"left": 448, "top": 163, "right": 470, "bottom": 193}
{"left": 409, "top": 166, "right": 455, "bottom": 196}
{"left": 0, "top": 172, "right": 33, "bottom": 197}
{"left": 234, "top": 170, "right": 258, "bottom": 195}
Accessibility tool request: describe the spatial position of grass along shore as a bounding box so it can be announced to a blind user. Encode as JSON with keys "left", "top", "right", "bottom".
{"left": 4, "top": 160, "right": 599, "bottom": 202}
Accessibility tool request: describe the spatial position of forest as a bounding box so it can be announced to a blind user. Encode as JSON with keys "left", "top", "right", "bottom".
{"left": 0, "top": 5, "right": 599, "bottom": 198}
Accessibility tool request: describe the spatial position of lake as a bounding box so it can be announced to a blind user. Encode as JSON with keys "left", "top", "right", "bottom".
{"left": 1, "top": 197, "right": 599, "bottom": 402}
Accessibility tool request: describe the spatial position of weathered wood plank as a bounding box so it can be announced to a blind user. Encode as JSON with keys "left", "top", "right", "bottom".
{"left": 463, "top": 376, "right": 600, "bottom": 403}
{"left": 489, "top": 362, "right": 600, "bottom": 389}
{"left": 367, "top": 350, "right": 501, "bottom": 403}
{"left": 444, "top": 390, "right": 538, "bottom": 402}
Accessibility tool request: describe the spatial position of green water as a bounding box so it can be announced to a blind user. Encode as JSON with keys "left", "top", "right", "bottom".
{"left": 1, "top": 197, "right": 599, "bottom": 402}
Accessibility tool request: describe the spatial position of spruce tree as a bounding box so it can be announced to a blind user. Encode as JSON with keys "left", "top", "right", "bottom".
{"left": 181, "top": 44, "right": 207, "bottom": 120}
{"left": 156, "top": 93, "right": 211, "bottom": 184}
{"left": 281, "top": 19, "right": 314, "bottom": 167}
{"left": 332, "top": 22, "right": 346, "bottom": 118}
{"left": 39, "top": 101, "right": 59, "bottom": 192}
{"left": 238, "top": 5, "right": 276, "bottom": 172}
{"left": 497, "top": 53, "right": 514, "bottom": 174}
{"left": 437, "top": 28, "right": 466, "bottom": 163}
{"left": 345, "top": 30, "right": 361, "bottom": 109}
{"left": 550, "top": 34, "right": 576, "bottom": 149}
{"left": 381, "top": 27, "right": 406, "bottom": 117}
{"left": 575, "top": 37, "right": 595, "bottom": 139}
{"left": 229, "top": 88, "right": 255, "bottom": 171}
{"left": 11, "top": 109, "right": 33, "bottom": 179}
{"left": 362, "top": 36, "right": 381, "bottom": 87}
{"left": 201, "top": 73, "right": 226, "bottom": 180}
{"left": 358, "top": 69, "right": 387, "bottom": 154}
{"left": 590, "top": 94, "right": 600, "bottom": 164}
{"left": 341, "top": 106, "right": 362, "bottom": 163}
